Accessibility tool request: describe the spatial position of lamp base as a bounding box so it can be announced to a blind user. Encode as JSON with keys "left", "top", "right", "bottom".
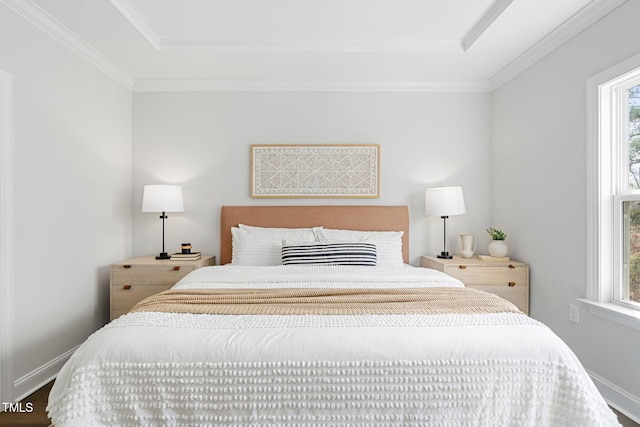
{"left": 155, "top": 252, "right": 171, "bottom": 260}
{"left": 437, "top": 252, "right": 453, "bottom": 259}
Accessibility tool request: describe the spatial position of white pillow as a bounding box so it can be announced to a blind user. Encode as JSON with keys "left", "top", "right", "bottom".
{"left": 238, "top": 224, "right": 323, "bottom": 232}
{"left": 316, "top": 228, "right": 404, "bottom": 268}
{"left": 231, "top": 226, "right": 322, "bottom": 265}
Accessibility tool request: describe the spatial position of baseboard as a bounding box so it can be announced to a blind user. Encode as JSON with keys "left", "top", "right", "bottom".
{"left": 12, "top": 345, "right": 79, "bottom": 402}
{"left": 589, "top": 370, "right": 640, "bottom": 423}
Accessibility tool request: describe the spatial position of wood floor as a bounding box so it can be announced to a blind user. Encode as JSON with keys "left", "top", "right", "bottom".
{"left": 0, "top": 381, "right": 53, "bottom": 426}
{"left": 1, "top": 380, "right": 638, "bottom": 426}
{"left": 617, "top": 409, "right": 640, "bottom": 427}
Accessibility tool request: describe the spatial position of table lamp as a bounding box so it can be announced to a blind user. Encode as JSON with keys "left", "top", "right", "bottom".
{"left": 425, "top": 186, "right": 466, "bottom": 259}
{"left": 142, "top": 185, "right": 184, "bottom": 259}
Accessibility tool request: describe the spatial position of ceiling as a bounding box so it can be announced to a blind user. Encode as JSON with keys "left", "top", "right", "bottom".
{"left": 11, "top": 0, "right": 627, "bottom": 91}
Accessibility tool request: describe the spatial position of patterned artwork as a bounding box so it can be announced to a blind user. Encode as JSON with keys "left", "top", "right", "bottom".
{"left": 251, "top": 145, "right": 380, "bottom": 198}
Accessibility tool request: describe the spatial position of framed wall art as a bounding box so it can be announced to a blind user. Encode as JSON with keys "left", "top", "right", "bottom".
{"left": 251, "top": 144, "right": 380, "bottom": 198}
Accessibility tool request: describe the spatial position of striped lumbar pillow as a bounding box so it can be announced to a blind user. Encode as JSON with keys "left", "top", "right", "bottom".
{"left": 282, "top": 242, "right": 377, "bottom": 266}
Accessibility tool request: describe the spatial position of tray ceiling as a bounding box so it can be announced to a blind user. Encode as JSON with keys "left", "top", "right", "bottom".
{"left": 10, "top": 0, "right": 626, "bottom": 90}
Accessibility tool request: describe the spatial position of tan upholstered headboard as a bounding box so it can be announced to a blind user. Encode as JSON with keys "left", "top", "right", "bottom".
{"left": 220, "top": 205, "right": 409, "bottom": 265}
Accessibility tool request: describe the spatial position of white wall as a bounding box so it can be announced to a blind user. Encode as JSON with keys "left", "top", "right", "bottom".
{"left": 8, "top": 0, "right": 639, "bottom": 415}
{"left": 0, "top": 8, "right": 132, "bottom": 399}
{"left": 492, "top": 0, "right": 640, "bottom": 416}
{"left": 132, "top": 91, "right": 492, "bottom": 264}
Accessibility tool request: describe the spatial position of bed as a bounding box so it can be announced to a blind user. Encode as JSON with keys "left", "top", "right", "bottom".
{"left": 48, "top": 205, "right": 620, "bottom": 426}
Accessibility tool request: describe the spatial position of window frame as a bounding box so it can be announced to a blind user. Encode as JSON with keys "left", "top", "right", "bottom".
{"left": 585, "top": 53, "right": 640, "bottom": 330}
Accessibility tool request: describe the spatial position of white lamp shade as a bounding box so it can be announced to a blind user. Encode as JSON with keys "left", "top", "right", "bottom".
{"left": 425, "top": 186, "right": 466, "bottom": 216}
{"left": 142, "top": 185, "right": 184, "bottom": 213}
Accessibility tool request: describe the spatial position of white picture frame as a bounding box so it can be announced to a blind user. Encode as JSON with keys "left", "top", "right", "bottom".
{"left": 251, "top": 144, "right": 380, "bottom": 198}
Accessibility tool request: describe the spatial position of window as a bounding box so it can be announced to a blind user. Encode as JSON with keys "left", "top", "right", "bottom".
{"left": 616, "top": 83, "right": 640, "bottom": 307}
{"left": 586, "top": 55, "right": 640, "bottom": 330}
{"left": 623, "top": 200, "right": 640, "bottom": 304}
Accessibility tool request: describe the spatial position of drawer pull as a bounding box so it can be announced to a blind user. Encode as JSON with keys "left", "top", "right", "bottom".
{"left": 508, "top": 264, "right": 515, "bottom": 269}
{"left": 173, "top": 266, "right": 181, "bottom": 271}
{"left": 508, "top": 282, "right": 516, "bottom": 287}
{"left": 123, "top": 265, "right": 131, "bottom": 269}
{"left": 123, "top": 285, "right": 132, "bottom": 290}
{"left": 459, "top": 265, "right": 467, "bottom": 269}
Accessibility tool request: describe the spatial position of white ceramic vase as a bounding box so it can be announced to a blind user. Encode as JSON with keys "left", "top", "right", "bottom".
{"left": 457, "top": 234, "right": 476, "bottom": 258}
{"left": 488, "top": 240, "right": 508, "bottom": 258}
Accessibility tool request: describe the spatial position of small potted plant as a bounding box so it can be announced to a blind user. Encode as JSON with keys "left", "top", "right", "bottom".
{"left": 486, "top": 227, "right": 508, "bottom": 257}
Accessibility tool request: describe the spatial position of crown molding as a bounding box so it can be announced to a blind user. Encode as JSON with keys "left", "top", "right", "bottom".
{"left": 133, "top": 79, "right": 491, "bottom": 93}
{"left": 1, "top": 0, "right": 134, "bottom": 89}
{"left": 7, "top": 0, "right": 619, "bottom": 93}
{"left": 462, "top": 0, "right": 514, "bottom": 51}
{"left": 109, "top": 0, "right": 160, "bottom": 51}
{"left": 489, "top": 0, "right": 627, "bottom": 90}
{"left": 159, "top": 38, "right": 463, "bottom": 54}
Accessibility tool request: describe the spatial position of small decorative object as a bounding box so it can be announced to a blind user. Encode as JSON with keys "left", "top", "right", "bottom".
{"left": 424, "top": 186, "right": 466, "bottom": 259}
{"left": 457, "top": 234, "right": 476, "bottom": 258}
{"left": 251, "top": 144, "right": 379, "bottom": 198}
{"left": 478, "top": 254, "right": 510, "bottom": 262}
{"left": 181, "top": 243, "right": 192, "bottom": 254}
{"left": 486, "top": 227, "right": 508, "bottom": 258}
{"left": 170, "top": 251, "right": 201, "bottom": 261}
{"left": 142, "top": 185, "right": 184, "bottom": 260}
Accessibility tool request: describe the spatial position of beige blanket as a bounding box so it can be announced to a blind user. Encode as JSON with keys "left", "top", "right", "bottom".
{"left": 130, "top": 287, "right": 522, "bottom": 316}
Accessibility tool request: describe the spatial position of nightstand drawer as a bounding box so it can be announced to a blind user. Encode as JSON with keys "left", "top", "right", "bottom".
{"left": 109, "top": 255, "right": 216, "bottom": 321}
{"left": 421, "top": 256, "right": 529, "bottom": 315}
{"left": 111, "top": 284, "right": 171, "bottom": 316}
{"left": 111, "top": 265, "right": 195, "bottom": 286}
{"left": 469, "top": 285, "right": 528, "bottom": 313}
{"left": 444, "top": 266, "right": 527, "bottom": 287}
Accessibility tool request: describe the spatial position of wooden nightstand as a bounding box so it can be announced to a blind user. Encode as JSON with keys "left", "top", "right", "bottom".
{"left": 110, "top": 255, "right": 216, "bottom": 320}
{"left": 421, "top": 255, "right": 529, "bottom": 315}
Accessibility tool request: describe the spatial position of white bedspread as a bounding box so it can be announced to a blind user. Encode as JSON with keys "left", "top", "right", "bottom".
{"left": 48, "top": 266, "right": 620, "bottom": 426}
